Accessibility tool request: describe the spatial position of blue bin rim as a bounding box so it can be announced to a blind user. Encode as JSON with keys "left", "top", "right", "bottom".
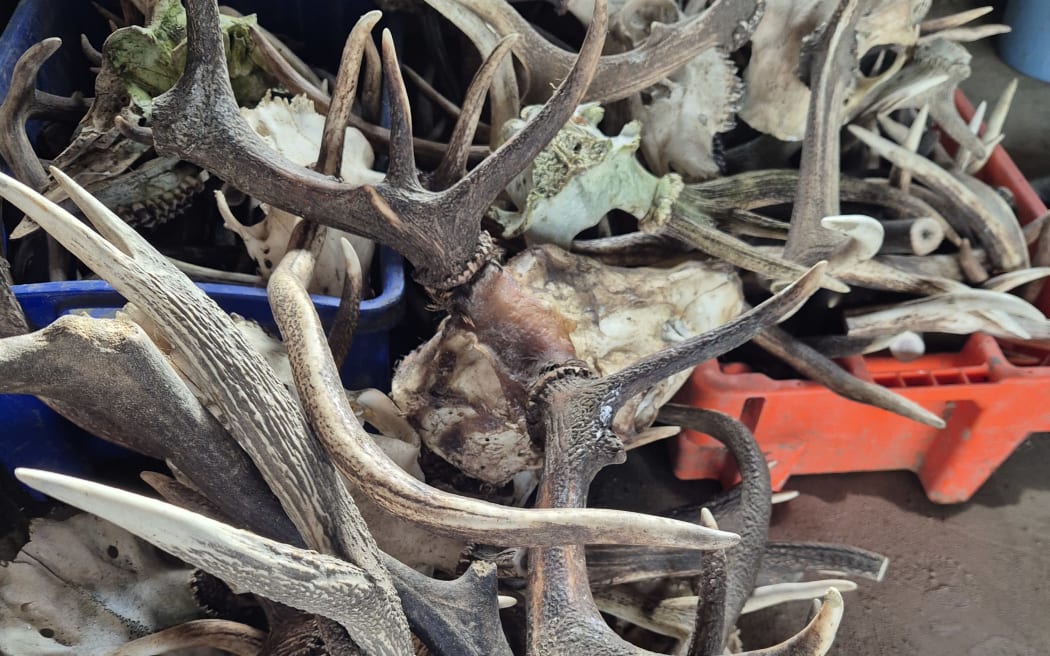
{"left": 12, "top": 244, "right": 405, "bottom": 332}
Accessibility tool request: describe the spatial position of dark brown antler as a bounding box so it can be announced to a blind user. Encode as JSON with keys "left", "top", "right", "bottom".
{"left": 151, "top": 0, "right": 608, "bottom": 288}
{"left": 0, "top": 38, "right": 58, "bottom": 190}
{"left": 434, "top": 0, "right": 764, "bottom": 104}
{"left": 782, "top": 0, "right": 864, "bottom": 266}
{"left": 522, "top": 265, "right": 824, "bottom": 655}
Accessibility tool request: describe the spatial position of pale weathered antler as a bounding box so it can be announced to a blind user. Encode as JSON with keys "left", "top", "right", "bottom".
{"left": 0, "top": 168, "right": 415, "bottom": 654}
{"left": 15, "top": 469, "right": 408, "bottom": 656}
{"left": 150, "top": 0, "right": 608, "bottom": 288}
{"left": 145, "top": 469, "right": 514, "bottom": 656}
{"left": 432, "top": 0, "right": 763, "bottom": 104}
{"left": 0, "top": 315, "right": 293, "bottom": 538}
{"left": 266, "top": 199, "right": 739, "bottom": 550}
{"left": 849, "top": 124, "right": 1029, "bottom": 272}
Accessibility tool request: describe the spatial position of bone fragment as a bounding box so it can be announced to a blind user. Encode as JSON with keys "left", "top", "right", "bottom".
{"left": 878, "top": 217, "right": 945, "bottom": 255}
{"left": 15, "top": 469, "right": 411, "bottom": 656}
{"left": 108, "top": 620, "right": 265, "bottom": 656}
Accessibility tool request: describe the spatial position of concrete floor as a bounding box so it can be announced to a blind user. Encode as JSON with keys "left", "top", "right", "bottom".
{"left": 593, "top": 434, "right": 1050, "bottom": 655}
{"left": 748, "top": 6, "right": 1050, "bottom": 652}
{"left": 741, "top": 437, "right": 1050, "bottom": 655}
{"left": 596, "top": 3, "right": 1050, "bottom": 653}
{"left": 4, "top": 2, "right": 1047, "bottom": 654}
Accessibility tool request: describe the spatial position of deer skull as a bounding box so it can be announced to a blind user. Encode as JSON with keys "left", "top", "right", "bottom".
{"left": 740, "top": 0, "right": 928, "bottom": 141}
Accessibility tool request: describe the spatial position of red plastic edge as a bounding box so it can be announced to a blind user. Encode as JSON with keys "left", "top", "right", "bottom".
{"left": 672, "top": 91, "right": 1050, "bottom": 503}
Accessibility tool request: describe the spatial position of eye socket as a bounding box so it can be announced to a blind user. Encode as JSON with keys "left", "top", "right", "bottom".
{"left": 859, "top": 46, "right": 899, "bottom": 78}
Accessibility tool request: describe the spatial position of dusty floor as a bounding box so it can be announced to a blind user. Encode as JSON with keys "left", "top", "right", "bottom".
{"left": 597, "top": 2, "right": 1050, "bottom": 653}
{"left": 593, "top": 433, "right": 1050, "bottom": 655}
{"left": 2, "top": 2, "right": 1047, "bottom": 654}
{"left": 742, "top": 437, "right": 1050, "bottom": 655}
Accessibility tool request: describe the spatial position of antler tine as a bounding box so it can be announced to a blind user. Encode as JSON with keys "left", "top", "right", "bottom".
{"left": 450, "top": 0, "right": 763, "bottom": 103}
{"left": 167, "top": 0, "right": 232, "bottom": 117}
{"left": 753, "top": 326, "right": 945, "bottom": 427}
{"left": 0, "top": 37, "right": 61, "bottom": 190}
{"left": 318, "top": 10, "right": 383, "bottom": 176}
{"left": 597, "top": 262, "right": 827, "bottom": 408}
{"left": 268, "top": 228, "right": 738, "bottom": 550}
{"left": 362, "top": 35, "right": 384, "bottom": 121}
{"left": 425, "top": 0, "right": 523, "bottom": 144}
{"left": 108, "top": 620, "right": 265, "bottom": 656}
{"left": 328, "top": 237, "right": 363, "bottom": 366}
{"left": 15, "top": 469, "right": 410, "bottom": 656}
{"left": 6, "top": 168, "right": 415, "bottom": 645}
{"left": 431, "top": 33, "right": 519, "bottom": 190}
{"left": 849, "top": 125, "right": 1029, "bottom": 272}
{"left": 783, "top": 0, "right": 863, "bottom": 266}
{"left": 151, "top": 0, "right": 603, "bottom": 286}
{"left": 380, "top": 29, "right": 423, "bottom": 188}
{"left": 658, "top": 406, "right": 773, "bottom": 648}
{"left": 920, "top": 6, "right": 993, "bottom": 34}
{"left": 744, "top": 588, "right": 843, "bottom": 656}
{"left": 446, "top": 0, "right": 609, "bottom": 215}
{"left": 688, "top": 508, "right": 728, "bottom": 656}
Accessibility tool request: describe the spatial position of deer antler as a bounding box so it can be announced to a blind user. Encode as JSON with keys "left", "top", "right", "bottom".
{"left": 0, "top": 168, "right": 415, "bottom": 654}
{"left": 522, "top": 264, "right": 824, "bottom": 654}
{"left": 431, "top": 0, "right": 764, "bottom": 104}
{"left": 151, "top": 0, "right": 608, "bottom": 288}
{"left": 0, "top": 315, "right": 295, "bottom": 539}
{"left": 267, "top": 194, "right": 739, "bottom": 551}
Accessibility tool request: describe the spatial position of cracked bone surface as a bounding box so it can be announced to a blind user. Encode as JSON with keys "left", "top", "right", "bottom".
{"left": 610, "top": 0, "right": 742, "bottom": 180}
{"left": 393, "top": 245, "right": 744, "bottom": 484}
{"left": 0, "top": 514, "right": 203, "bottom": 655}
{"left": 740, "top": 0, "right": 929, "bottom": 142}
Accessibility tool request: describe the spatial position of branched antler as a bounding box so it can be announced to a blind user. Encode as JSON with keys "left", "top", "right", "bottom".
{"left": 782, "top": 0, "right": 864, "bottom": 266}
{"left": 0, "top": 169, "right": 414, "bottom": 654}
{"left": 151, "top": 0, "right": 608, "bottom": 288}
{"left": 0, "top": 315, "right": 291, "bottom": 538}
{"left": 15, "top": 469, "right": 408, "bottom": 656}
{"left": 266, "top": 200, "right": 739, "bottom": 551}
{"left": 522, "top": 265, "right": 824, "bottom": 654}
{"left": 0, "top": 38, "right": 59, "bottom": 190}
{"left": 430, "top": 0, "right": 764, "bottom": 104}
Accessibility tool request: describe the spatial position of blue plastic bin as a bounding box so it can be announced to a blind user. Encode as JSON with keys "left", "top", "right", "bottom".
{"left": 2, "top": 246, "right": 404, "bottom": 484}
{"left": 1001, "top": 0, "right": 1050, "bottom": 83}
{"left": 0, "top": 0, "right": 406, "bottom": 482}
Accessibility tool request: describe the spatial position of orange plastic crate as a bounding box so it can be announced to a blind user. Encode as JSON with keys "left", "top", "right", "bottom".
{"left": 672, "top": 92, "right": 1050, "bottom": 503}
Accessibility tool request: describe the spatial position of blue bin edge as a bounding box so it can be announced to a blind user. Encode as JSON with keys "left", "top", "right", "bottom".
{"left": 2, "top": 245, "right": 404, "bottom": 487}
{"left": 1, "top": 0, "right": 407, "bottom": 486}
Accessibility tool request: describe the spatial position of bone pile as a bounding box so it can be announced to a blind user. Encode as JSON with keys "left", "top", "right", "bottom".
{"left": 0, "top": 0, "right": 1040, "bottom": 654}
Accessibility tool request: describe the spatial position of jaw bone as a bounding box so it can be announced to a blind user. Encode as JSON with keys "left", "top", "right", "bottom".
{"left": 0, "top": 167, "right": 414, "bottom": 652}
{"left": 14, "top": 469, "right": 408, "bottom": 656}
